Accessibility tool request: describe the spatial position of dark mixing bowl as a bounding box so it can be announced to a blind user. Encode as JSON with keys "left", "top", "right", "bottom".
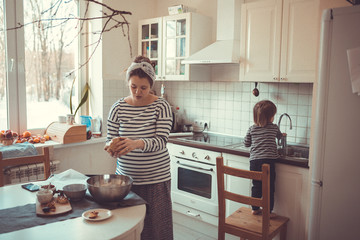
{"left": 87, "top": 174, "right": 133, "bottom": 202}
{"left": 63, "top": 184, "right": 87, "bottom": 201}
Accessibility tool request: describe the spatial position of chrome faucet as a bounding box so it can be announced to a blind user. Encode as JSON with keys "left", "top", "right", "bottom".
{"left": 278, "top": 113, "right": 293, "bottom": 155}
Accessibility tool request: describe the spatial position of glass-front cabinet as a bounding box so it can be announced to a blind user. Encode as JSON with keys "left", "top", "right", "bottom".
{"left": 138, "top": 13, "right": 212, "bottom": 81}
{"left": 139, "top": 17, "right": 162, "bottom": 76}
{"left": 162, "top": 16, "right": 187, "bottom": 79}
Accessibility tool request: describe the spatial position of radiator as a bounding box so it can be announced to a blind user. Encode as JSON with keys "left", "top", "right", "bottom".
{"left": 3, "top": 160, "right": 60, "bottom": 185}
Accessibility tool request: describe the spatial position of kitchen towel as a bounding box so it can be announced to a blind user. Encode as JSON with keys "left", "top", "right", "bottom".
{"left": 0, "top": 142, "right": 38, "bottom": 159}
{"left": 0, "top": 191, "right": 147, "bottom": 234}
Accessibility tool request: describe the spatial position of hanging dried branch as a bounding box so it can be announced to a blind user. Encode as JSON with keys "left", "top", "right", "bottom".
{"left": 5, "top": 0, "right": 132, "bottom": 75}
{"left": 77, "top": 0, "right": 133, "bottom": 75}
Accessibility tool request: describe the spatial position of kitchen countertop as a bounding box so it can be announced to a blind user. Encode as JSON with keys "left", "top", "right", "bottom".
{"left": 168, "top": 132, "right": 309, "bottom": 168}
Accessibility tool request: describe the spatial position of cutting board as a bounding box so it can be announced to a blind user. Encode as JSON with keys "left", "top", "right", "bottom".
{"left": 36, "top": 196, "right": 72, "bottom": 216}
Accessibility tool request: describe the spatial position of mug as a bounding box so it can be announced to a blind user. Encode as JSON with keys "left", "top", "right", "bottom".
{"left": 58, "top": 116, "right": 66, "bottom": 123}
{"left": 183, "top": 124, "right": 193, "bottom": 132}
{"left": 66, "top": 114, "right": 75, "bottom": 125}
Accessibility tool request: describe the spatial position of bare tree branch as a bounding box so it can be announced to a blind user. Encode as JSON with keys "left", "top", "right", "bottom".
{"left": 4, "top": 0, "right": 133, "bottom": 76}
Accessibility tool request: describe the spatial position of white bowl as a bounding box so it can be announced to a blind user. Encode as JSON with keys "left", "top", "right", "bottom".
{"left": 36, "top": 189, "right": 53, "bottom": 204}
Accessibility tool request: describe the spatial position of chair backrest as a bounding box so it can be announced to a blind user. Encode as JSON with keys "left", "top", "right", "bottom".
{"left": 0, "top": 147, "right": 50, "bottom": 187}
{"left": 216, "top": 156, "right": 271, "bottom": 238}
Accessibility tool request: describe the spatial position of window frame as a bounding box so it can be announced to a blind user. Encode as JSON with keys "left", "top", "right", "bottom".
{"left": 3, "top": 0, "right": 86, "bottom": 134}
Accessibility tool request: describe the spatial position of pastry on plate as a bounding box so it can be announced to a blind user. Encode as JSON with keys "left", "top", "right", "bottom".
{"left": 89, "top": 211, "right": 99, "bottom": 219}
{"left": 57, "top": 195, "right": 69, "bottom": 204}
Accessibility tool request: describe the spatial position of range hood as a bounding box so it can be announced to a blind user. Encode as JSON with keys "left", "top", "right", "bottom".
{"left": 182, "top": 0, "right": 242, "bottom": 64}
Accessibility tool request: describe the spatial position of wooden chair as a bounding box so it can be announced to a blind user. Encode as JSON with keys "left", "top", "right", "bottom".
{"left": 216, "top": 156, "right": 289, "bottom": 240}
{"left": 0, "top": 147, "right": 50, "bottom": 187}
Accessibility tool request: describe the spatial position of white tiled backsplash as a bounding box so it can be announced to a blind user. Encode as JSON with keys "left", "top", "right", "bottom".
{"left": 104, "top": 80, "right": 312, "bottom": 145}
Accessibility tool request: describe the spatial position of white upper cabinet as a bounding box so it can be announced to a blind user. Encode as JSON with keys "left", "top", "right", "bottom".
{"left": 239, "top": 0, "right": 319, "bottom": 83}
{"left": 139, "top": 17, "right": 163, "bottom": 77}
{"left": 139, "top": 13, "right": 212, "bottom": 81}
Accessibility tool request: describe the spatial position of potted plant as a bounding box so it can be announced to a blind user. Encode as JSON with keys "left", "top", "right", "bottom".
{"left": 69, "top": 77, "right": 90, "bottom": 121}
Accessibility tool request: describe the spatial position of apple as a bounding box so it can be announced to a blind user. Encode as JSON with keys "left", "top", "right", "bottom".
{"left": 5, "top": 130, "right": 13, "bottom": 139}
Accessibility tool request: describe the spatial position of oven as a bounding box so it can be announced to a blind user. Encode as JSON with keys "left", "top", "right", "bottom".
{"left": 169, "top": 144, "right": 220, "bottom": 218}
{"left": 168, "top": 133, "right": 245, "bottom": 223}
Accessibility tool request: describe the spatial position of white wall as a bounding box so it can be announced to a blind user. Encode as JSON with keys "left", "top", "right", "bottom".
{"left": 101, "top": 0, "right": 157, "bottom": 131}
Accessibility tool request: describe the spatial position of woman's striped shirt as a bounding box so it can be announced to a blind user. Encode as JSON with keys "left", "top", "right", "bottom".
{"left": 106, "top": 97, "right": 173, "bottom": 185}
{"left": 243, "top": 123, "right": 283, "bottom": 161}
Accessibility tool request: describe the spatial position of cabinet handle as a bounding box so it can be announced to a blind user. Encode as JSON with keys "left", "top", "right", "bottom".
{"left": 179, "top": 150, "right": 185, "bottom": 155}
{"left": 312, "top": 179, "right": 323, "bottom": 187}
{"left": 186, "top": 211, "right": 200, "bottom": 217}
{"left": 273, "top": 77, "right": 278, "bottom": 80}
{"left": 9, "top": 58, "right": 14, "bottom": 72}
{"left": 176, "top": 161, "right": 214, "bottom": 172}
{"left": 280, "top": 77, "right": 286, "bottom": 81}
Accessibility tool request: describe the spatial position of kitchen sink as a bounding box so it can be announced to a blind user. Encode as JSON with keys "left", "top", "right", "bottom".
{"left": 226, "top": 142, "right": 309, "bottom": 160}
{"left": 279, "top": 144, "right": 309, "bottom": 159}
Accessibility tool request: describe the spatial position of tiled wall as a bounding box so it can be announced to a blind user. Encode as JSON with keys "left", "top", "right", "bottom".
{"left": 103, "top": 80, "right": 313, "bottom": 145}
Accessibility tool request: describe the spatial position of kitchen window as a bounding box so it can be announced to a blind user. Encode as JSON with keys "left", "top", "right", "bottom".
{"left": 0, "top": 0, "right": 84, "bottom": 133}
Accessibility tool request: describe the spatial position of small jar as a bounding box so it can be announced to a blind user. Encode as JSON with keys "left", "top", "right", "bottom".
{"left": 183, "top": 124, "right": 193, "bottom": 132}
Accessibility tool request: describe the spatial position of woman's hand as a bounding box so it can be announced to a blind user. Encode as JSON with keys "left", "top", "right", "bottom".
{"left": 104, "top": 137, "right": 126, "bottom": 157}
{"left": 104, "top": 137, "right": 144, "bottom": 158}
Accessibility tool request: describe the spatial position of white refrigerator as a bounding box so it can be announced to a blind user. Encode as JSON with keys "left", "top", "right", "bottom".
{"left": 309, "top": 5, "right": 360, "bottom": 240}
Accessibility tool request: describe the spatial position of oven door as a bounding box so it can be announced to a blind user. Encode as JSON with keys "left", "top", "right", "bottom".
{"left": 171, "top": 156, "right": 218, "bottom": 216}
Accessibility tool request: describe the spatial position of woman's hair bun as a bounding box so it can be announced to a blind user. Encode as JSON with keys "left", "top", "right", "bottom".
{"left": 133, "top": 55, "right": 155, "bottom": 69}
{"left": 134, "top": 55, "right": 150, "bottom": 64}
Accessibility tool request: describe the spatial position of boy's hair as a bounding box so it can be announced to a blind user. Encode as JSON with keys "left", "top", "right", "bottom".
{"left": 253, "top": 100, "right": 277, "bottom": 127}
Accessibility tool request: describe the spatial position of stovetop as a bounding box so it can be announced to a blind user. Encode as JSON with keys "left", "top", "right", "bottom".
{"left": 177, "top": 132, "right": 244, "bottom": 148}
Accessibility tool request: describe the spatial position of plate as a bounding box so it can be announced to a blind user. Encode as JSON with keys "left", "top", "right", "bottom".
{"left": 82, "top": 208, "right": 112, "bottom": 221}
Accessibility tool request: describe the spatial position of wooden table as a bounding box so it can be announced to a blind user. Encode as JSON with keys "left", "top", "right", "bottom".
{"left": 0, "top": 183, "right": 146, "bottom": 240}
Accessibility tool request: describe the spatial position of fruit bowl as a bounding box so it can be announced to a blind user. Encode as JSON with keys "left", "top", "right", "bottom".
{"left": 1, "top": 138, "right": 14, "bottom": 146}
{"left": 0, "top": 129, "right": 18, "bottom": 146}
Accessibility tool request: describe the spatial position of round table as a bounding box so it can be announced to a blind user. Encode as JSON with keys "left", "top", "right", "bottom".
{"left": 0, "top": 183, "right": 146, "bottom": 240}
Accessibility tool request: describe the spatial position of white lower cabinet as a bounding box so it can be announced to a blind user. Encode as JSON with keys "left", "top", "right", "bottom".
{"left": 222, "top": 153, "right": 251, "bottom": 217}
{"left": 222, "top": 154, "right": 252, "bottom": 240}
{"left": 273, "top": 163, "right": 309, "bottom": 240}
